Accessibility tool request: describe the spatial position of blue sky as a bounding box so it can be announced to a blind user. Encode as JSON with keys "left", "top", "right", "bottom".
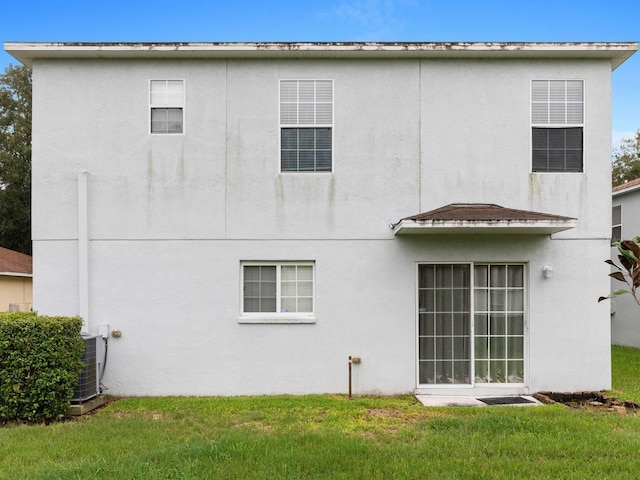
{"left": 2, "top": 0, "right": 639, "bottom": 145}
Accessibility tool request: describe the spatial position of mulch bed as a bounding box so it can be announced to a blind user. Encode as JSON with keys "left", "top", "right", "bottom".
{"left": 534, "top": 391, "right": 640, "bottom": 414}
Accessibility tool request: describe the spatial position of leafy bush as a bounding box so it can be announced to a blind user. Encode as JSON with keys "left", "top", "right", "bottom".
{"left": 0, "top": 312, "right": 84, "bottom": 424}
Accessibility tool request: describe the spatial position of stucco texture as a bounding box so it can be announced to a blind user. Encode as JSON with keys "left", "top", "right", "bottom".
{"left": 31, "top": 56, "right": 614, "bottom": 395}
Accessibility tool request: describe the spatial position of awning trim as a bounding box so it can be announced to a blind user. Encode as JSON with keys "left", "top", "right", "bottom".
{"left": 393, "top": 204, "right": 577, "bottom": 235}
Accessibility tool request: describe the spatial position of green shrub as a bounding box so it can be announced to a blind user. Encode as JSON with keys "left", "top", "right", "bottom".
{"left": 0, "top": 312, "right": 84, "bottom": 424}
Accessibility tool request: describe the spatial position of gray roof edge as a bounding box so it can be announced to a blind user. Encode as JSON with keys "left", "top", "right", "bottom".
{"left": 613, "top": 182, "right": 640, "bottom": 197}
{"left": 5, "top": 41, "right": 638, "bottom": 68}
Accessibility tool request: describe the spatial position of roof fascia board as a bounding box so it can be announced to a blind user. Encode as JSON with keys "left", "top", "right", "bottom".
{"left": 0, "top": 271, "right": 32, "bottom": 277}
{"left": 393, "top": 218, "right": 577, "bottom": 235}
{"left": 613, "top": 184, "right": 640, "bottom": 197}
{"left": 5, "top": 42, "right": 637, "bottom": 69}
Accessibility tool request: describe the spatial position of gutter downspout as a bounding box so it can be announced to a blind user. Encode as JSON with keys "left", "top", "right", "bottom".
{"left": 78, "top": 170, "right": 89, "bottom": 332}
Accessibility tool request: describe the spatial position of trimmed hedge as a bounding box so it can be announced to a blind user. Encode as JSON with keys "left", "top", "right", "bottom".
{"left": 0, "top": 312, "right": 84, "bottom": 424}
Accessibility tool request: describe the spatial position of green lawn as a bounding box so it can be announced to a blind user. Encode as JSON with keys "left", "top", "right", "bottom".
{"left": 2, "top": 346, "right": 640, "bottom": 479}
{"left": 610, "top": 345, "right": 640, "bottom": 403}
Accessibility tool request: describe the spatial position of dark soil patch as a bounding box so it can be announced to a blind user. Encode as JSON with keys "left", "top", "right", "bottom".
{"left": 534, "top": 391, "right": 640, "bottom": 414}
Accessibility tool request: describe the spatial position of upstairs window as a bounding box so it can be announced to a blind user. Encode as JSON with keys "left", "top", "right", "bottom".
{"left": 531, "top": 80, "right": 584, "bottom": 172}
{"left": 280, "top": 80, "right": 333, "bottom": 172}
{"left": 150, "top": 80, "right": 184, "bottom": 134}
{"left": 612, "top": 205, "right": 622, "bottom": 244}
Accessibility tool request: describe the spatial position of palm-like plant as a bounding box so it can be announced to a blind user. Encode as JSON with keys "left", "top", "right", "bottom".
{"left": 599, "top": 237, "right": 640, "bottom": 305}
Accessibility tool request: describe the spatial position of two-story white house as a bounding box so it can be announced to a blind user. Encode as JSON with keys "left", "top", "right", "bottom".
{"left": 5, "top": 41, "right": 637, "bottom": 397}
{"left": 611, "top": 178, "right": 640, "bottom": 346}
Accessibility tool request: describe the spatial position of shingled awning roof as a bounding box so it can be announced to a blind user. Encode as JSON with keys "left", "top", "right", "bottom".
{"left": 393, "top": 204, "right": 576, "bottom": 235}
{"left": 0, "top": 246, "right": 33, "bottom": 276}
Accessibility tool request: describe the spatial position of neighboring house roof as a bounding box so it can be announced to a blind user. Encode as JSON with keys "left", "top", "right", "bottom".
{"left": 393, "top": 203, "right": 577, "bottom": 235}
{"left": 0, "top": 247, "right": 33, "bottom": 276}
{"left": 613, "top": 177, "right": 640, "bottom": 197}
{"left": 4, "top": 42, "right": 637, "bottom": 70}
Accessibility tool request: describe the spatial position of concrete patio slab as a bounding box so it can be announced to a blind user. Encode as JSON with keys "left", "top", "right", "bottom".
{"left": 68, "top": 394, "right": 110, "bottom": 416}
{"left": 415, "top": 395, "right": 542, "bottom": 407}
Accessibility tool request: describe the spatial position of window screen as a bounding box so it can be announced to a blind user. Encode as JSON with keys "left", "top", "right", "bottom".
{"left": 532, "top": 127, "right": 583, "bottom": 172}
{"left": 150, "top": 80, "right": 184, "bottom": 134}
{"left": 280, "top": 80, "right": 333, "bottom": 172}
{"left": 531, "top": 80, "right": 583, "bottom": 173}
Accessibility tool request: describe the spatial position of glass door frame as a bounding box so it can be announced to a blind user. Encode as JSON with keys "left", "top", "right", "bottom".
{"left": 415, "top": 261, "right": 528, "bottom": 389}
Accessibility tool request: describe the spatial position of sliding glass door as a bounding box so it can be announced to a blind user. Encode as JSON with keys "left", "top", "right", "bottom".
{"left": 418, "top": 263, "right": 525, "bottom": 386}
{"left": 418, "top": 264, "right": 471, "bottom": 384}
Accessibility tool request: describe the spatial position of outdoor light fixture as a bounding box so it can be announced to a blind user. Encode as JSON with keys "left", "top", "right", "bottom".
{"left": 542, "top": 266, "right": 553, "bottom": 278}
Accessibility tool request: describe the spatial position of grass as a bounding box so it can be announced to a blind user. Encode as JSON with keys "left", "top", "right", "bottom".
{"left": 1, "top": 346, "right": 640, "bottom": 479}
{"left": 609, "top": 344, "right": 640, "bottom": 403}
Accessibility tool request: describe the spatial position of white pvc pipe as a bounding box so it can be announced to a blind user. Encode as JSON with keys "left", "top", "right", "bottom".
{"left": 78, "top": 171, "right": 89, "bottom": 332}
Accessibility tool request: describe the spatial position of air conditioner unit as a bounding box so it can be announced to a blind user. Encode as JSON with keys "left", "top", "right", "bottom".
{"left": 72, "top": 334, "right": 103, "bottom": 403}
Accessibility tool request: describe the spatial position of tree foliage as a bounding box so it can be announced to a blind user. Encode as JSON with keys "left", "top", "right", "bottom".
{"left": 612, "top": 129, "right": 640, "bottom": 187}
{"left": 0, "top": 64, "right": 31, "bottom": 255}
{"left": 599, "top": 237, "right": 640, "bottom": 306}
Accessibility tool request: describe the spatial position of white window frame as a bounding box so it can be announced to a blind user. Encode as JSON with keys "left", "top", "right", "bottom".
{"left": 150, "top": 79, "right": 185, "bottom": 135}
{"left": 238, "top": 261, "right": 316, "bottom": 324}
{"left": 279, "top": 79, "right": 334, "bottom": 173}
{"left": 531, "top": 79, "right": 585, "bottom": 173}
{"left": 415, "top": 262, "right": 528, "bottom": 389}
{"left": 612, "top": 205, "right": 622, "bottom": 245}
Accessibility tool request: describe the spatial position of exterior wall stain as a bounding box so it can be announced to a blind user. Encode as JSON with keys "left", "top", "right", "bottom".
{"left": 179, "top": 141, "right": 186, "bottom": 184}
{"left": 146, "top": 147, "right": 154, "bottom": 202}
{"left": 528, "top": 173, "right": 538, "bottom": 208}
{"left": 327, "top": 175, "right": 336, "bottom": 230}
{"left": 275, "top": 174, "right": 285, "bottom": 231}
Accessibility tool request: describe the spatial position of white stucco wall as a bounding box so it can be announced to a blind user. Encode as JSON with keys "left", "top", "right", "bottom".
{"left": 31, "top": 56, "right": 614, "bottom": 395}
{"left": 611, "top": 188, "right": 640, "bottom": 346}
